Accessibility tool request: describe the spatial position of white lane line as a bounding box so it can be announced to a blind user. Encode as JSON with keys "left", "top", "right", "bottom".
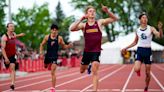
{"left": 0, "top": 71, "right": 49, "bottom": 81}
{"left": 0, "top": 67, "right": 79, "bottom": 86}
{"left": 42, "top": 65, "right": 118, "bottom": 92}
{"left": 125, "top": 88, "right": 162, "bottom": 91}
{"left": 0, "top": 73, "right": 50, "bottom": 86}
{"left": 3, "top": 64, "right": 112, "bottom": 91}
{"left": 80, "top": 65, "right": 126, "bottom": 92}
{"left": 121, "top": 68, "right": 134, "bottom": 92}
{"left": 0, "top": 66, "right": 79, "bottom": 81}
{"left": 3, "top": 72, "right": 79, "bottom": 92}
{"left": 151, "top": 71, "right": 164, "bottom": 91}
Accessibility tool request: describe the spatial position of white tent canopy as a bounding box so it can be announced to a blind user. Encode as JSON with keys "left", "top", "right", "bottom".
{"left": 102, "top": 32, "right": 164, "bottom": 51}
{"left": 100, "top": 32, "right": 164, "bottom": 64}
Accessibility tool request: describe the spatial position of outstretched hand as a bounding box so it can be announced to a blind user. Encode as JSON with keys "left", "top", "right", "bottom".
{"left": 101, "top": 4, "right": 109, "bottom": 13}
{"left": 39, "top": 53, "right": 44, "bottom": 59}
{"left": 158, "top": 21, "right": 163, "bottom": 29}
{"left": 5, "top": 58, "right": 10, "bottom": 64}
{"left": 17, "top": 33, "right": 25, "bottom": 37}
{"left": 121, "top": 48, "right": 127, "bottom": 55}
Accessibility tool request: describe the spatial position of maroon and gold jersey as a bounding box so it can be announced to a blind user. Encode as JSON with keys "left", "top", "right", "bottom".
{"left": 84, "top": 21, "right": 102, "bottom": 52}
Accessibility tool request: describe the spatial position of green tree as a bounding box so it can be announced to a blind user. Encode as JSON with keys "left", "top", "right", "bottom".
{"left": 53, "top": 1, "right": 75, "bottom": 43}
{"left": 0, "top": 0, "right": 7, "bottom": 36}
{"left": 12, "top": 3, "right": 52, "bottom": 49}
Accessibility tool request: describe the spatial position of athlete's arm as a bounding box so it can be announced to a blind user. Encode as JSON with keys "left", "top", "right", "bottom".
{"left": 1, "top": 35, "right": 10, "bottom": 64}
{"left": 69, "top": 15, "right": 87, "bottom": 31}
{"left": 121, "top": 33, "right": 138, "bottom": 54}
{"left": 39, "top": 35, "right": 48, "bottom": 55}
{"left": 59, "top": 36, "right": 73, "bottom": 49}
{"left": 99, "top": 4, "right": 118, "bottom": 26}
{"left": 16, "top": 33, "right": 25, "bottom": 38}
{"left": 151, "top": 21, "right": 163, "bottom": 38}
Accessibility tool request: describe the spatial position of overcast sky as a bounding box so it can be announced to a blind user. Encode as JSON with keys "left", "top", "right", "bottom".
{"left": 5, "top": 0, "right": 83, "bottom": 17}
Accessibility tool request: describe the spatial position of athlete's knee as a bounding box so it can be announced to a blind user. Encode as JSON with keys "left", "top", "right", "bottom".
{"left": 10, "top": 64, "right": 15, "bottom": 71}
{"left": 92, "top": 68, "right": 98, "bottom": 75}
{"left": 10, "top": 67, "right": 15, "bottom": 71}
{"left": 92, "top": 71, "right": 98, "bottom": 75}
{"left": 92, "top": 65, "right": 99, "bottom": 75}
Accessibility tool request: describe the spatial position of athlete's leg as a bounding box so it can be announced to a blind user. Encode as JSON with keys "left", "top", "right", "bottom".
{"left": 91, "top": 61, "right": 100, "bottom": 92}
{"left": 134, "top": 60, "right": 142, "bottom": 76}
{"left": 51, "top": 63, "right": 57, "bottom": 88}
{"left": 44, "top": 57, "right": 50, "bottom": 69}
{"left": 10, "top": 63, "right": 16, "bottom": 90}
{"left": 80, "top": 52, "right": 90, "bottom": 73}
{"left": 144, "top": 64, "right": 151, "bottom": 92}
{"left": 80, "top": 64, "right": 88, "bottom": 73}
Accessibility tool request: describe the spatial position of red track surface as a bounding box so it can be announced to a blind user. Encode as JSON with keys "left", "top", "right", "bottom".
{"left": 0, "top": 64, "right": 164, "bottom": 92}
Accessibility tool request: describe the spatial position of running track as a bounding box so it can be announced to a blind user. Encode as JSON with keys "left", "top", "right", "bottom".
{"left": 0, "top": 64, "right": 164, "bottom": 92}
